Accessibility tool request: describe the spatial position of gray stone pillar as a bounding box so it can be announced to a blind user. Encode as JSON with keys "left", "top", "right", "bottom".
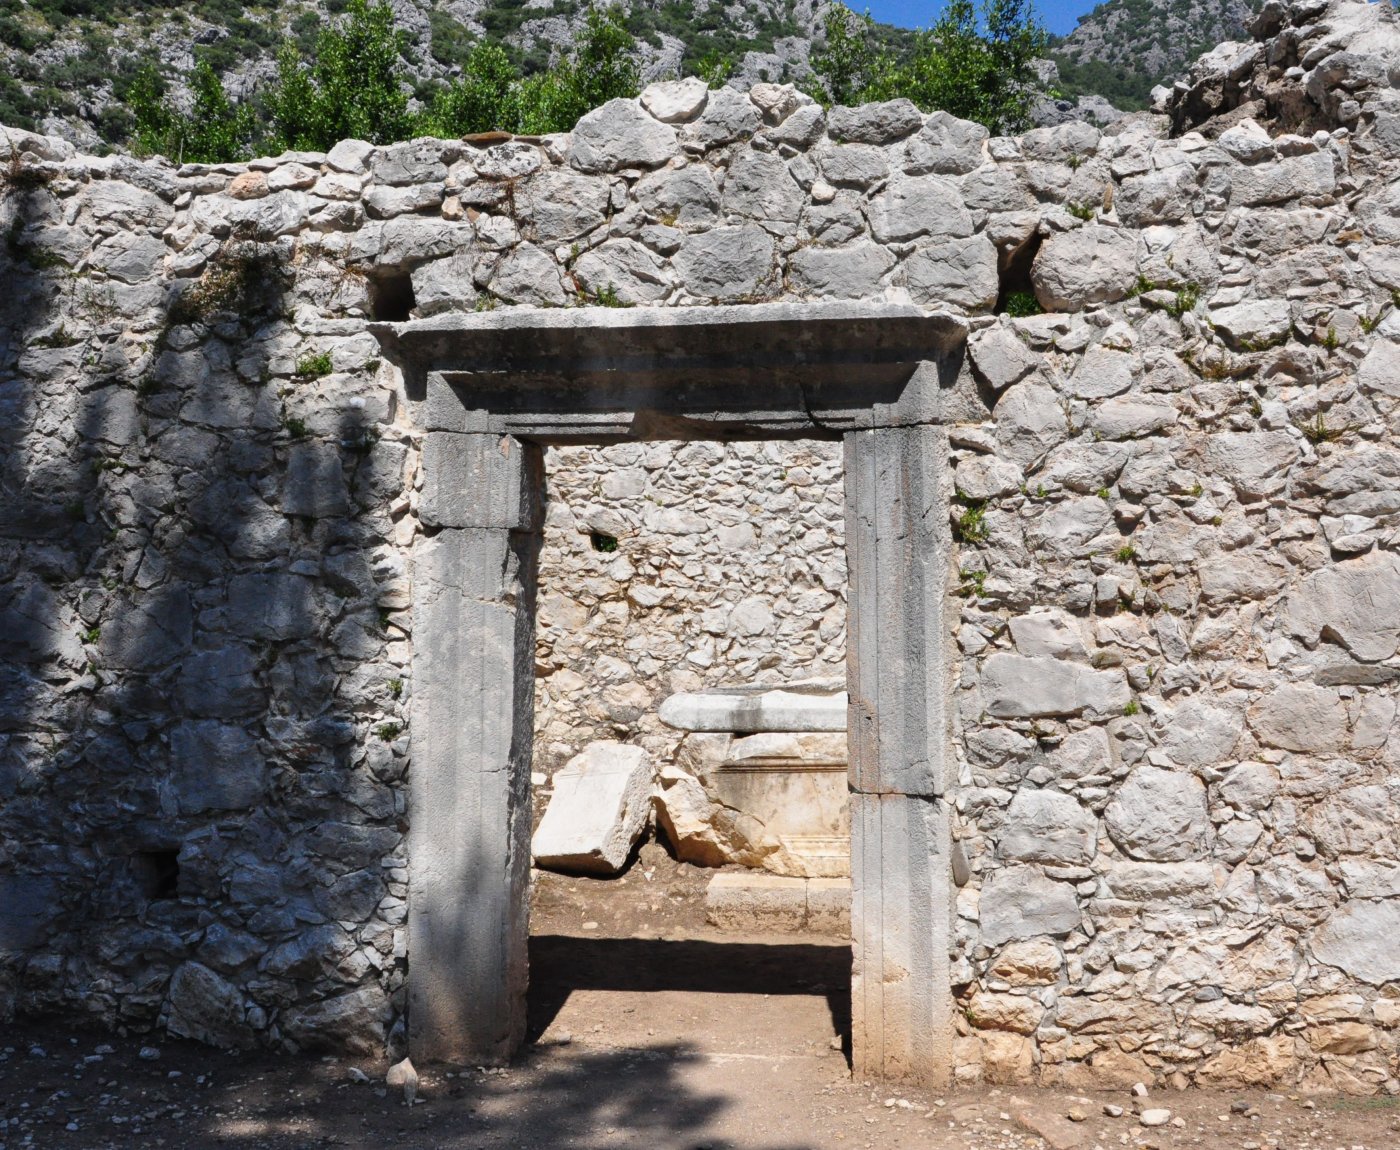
{"left": 409, "top": 432, "right": 542, "bottom": 1065}
{"left": 843, "top": 424, "right": 955, "bottom": 1086}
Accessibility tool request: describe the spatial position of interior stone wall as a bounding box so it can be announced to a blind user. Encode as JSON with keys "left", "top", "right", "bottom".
{"left": 533, "top": 440, "right": 846, "bottom": 778}
{"left": 3, "top": 0, "right": 1400, "bottom": 1091}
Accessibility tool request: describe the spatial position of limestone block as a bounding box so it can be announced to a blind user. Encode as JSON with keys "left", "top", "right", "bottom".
{"left": 981, "top": 653, "right": 1129, "bottom": 719}
{"left": 967, "top": 325, "right": 1037, "bottom": 391}
{"left": 988, "top": 938, "right": 1062, "bottom": 985}
{"left": 1203, "top": 431, "right": 1300, "bottom": 499}
{"left": 788, "top": 241, "right": 896, "bottom": 299}
{"left": 1104, "top": 861, "right": 1218, "bottom": 901}
{"left": 372, "top": 140, "right": 449, "bottom": 185}
{"left": 167, "top": 961, "right": 254, "bottom": 1050}
{"left": 850, "top": 793, "right": 953, "bottom": 1085}
{"left": 282, "top": 442, "right": 349, "bottom": 518}
{"left": 672, "top": 225, "right": 776, "bottom": 301}
{"left": 955, "top": 454, "right": 1023, "bottom": 500}
{"left": 532, "top": 742, "right": 653, "bottom": 875}
{"left": 519, "top": 168, "right": 610, "bottom": 244}
{"left": 633, "top": 164, "right": 720, "bottom": 227}
{"left": 979, "top": 865, "right": 1081, "bottom": 945}
{"left": 903, "top": 111, "right": 988, "bottom": 175}
{"left": 1159, "top": 697, "right": 1244, "bottom": 767}
{"left": 705, "top": 873, "right": 807, "bottom": 933}
{"left": 815, "top": 142, "right": 890, "bottom": 188}
{"left": 677, "top": 86, "right": 760, "bottom": 150}
{"left": 1088, "top": 396, "right": 1178, "bottom": 440}
{"left": 486, "top": 242, "right": 567, "bottom": 306}
{"left": 0, "top": 875, "right": 58, "bottom": 954}
{"left": 999, "top": 788, "right": 1097, "bottom": 865}
{"left": 722, "top": 147, "right": 804, "bottom": 223}
{"left": 1248, "top": 684, "right": 1347, "bottom": 753}
{"left": 1032, "top": 225, "right": 1138, "bottom": 311}
{"left": 280, "top": 984, "right": 391, "bottom": 1055}
{"left": 1218, "top": 761, "right": 1280, "bottom": 811}
{"left": 1116, "top": 165, "right": 1195, "bottom": 226}
{"left": 411, "top": 252, "right": 479, "bottom": 316}
{"left": 828, "top": 99, "right": 923, "bottom": 144}
{"left": 473, "top": 141, "right": 541, "bottom": 180}
{"left": 807, "top": 878, "right": 852, "bottom": 934}
{"left": 865, "top": 173, "right": 972, "bottom": 243}
{"left": 1208, "top": 299, "right": 1293, "bottom": 349}
{"left": 1195, "top": 1036, "right": 1298, "bottom": 1087}
{"left": 968, "top": 990, "right": 1043, "bottom": 1034}
{"left": 573, "top": 239, "right": 671, "bottom": 304}
{"left": 993, "top": 381, "right": 1069, "bottom": 467}
{"left": 1009, "top": 609, "right": 1089, "bottom": 660}
{"left": 904, "top": 234, "right": 1000, "bottom": 310}
{"left": 1283, "top": 551, "right": 1400, "bottom": 662}
{"left": 653, "top": 766, "right": 781, "bottom": 870}
{"left": 1230, "top": 150, "right": 1336, "bottom": 206}
{"left": 1104, "top": 765, "right": 1209, "bottom": 862}
{"left": 641, "top": 77, "right": 709, "bottom": 123}
{"left": 659, "top": 688, "right": 846, "bottom": 733}
{"left": 169, "top": 721, "right": 266, "bottom": 814}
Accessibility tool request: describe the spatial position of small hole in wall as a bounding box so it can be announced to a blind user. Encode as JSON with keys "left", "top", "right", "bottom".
{"left": 130, "top": 850, "right": 180, "bottom": 901}
{"left": 590, "top": 531, "right": 619, "bottom": 553}
{"left": 996, "top": 232, "right": 1043, "bottom": 317}
{"left": 369, "top": 270, "right": 416, "bottom": 322}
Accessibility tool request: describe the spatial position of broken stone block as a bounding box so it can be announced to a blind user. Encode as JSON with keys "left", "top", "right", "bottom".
{"left": 658, "top": 683, "right": 846, "bottom": 732}
{"left": 653, "top": 765, "right": 784, "bottom": 870}
{"left": 531, "top": 742, "right": 652, "bottom": 876}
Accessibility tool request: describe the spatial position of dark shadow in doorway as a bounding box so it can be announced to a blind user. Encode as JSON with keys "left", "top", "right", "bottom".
{"left": 527, "top": 934, "right": 853, "bottom": 1064}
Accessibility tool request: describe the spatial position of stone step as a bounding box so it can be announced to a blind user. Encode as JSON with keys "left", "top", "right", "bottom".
{"left": 704, "top": 873, "right": 851, "bottom": 935}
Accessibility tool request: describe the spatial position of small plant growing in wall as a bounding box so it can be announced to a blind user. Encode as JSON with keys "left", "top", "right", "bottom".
{"left": 295, "top": 351, "right": 334, "bottom": 378}
{"left": 1067, "top": 201, "right": 1095, "bottom": 222}
{"left": 1001, "top": 290, "right": 1042, "bottom": 318}
{"left": 1298, "top": 412, "right": 1348, "bottom": 445}
{"left": 376, "top": 722, "right": 403, "bottom": 742}
{"left": 1114, "top": 545, "right": 1138, "bottom": 564}
{"left": 954, "top": 497, "right": 989, "bottom": 544}
{"left": 1122, "top": 698, "right": 1141, "bottom": 717}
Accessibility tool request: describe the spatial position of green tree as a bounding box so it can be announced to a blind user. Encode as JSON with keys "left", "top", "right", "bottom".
{"left": 515, "top": 6, "right": 641, "bottom": 134}
{"left": 424, "top": 41, "right": 520, "bottom": 136}
{"left": 808, "top": 0, "right": 1048, "bottom": 134}
{"left": 267, "top": 0, "right": 413, "bottom": 151}
{"left": 887, "top": 0, "right": 1048, "bottom": 133}
{"left": 807, "top": 4, "right": 886, "bottom": 107}
{"left": 129, "top": 59, "right": 255, "bottom": 163}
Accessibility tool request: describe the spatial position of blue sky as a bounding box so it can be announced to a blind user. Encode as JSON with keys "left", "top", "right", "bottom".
{"left": 863, "top": 0, "right": 1100, "bottom": 36}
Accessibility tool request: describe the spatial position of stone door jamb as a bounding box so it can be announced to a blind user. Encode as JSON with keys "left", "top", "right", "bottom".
{"left": 372, "top": 301, "right": 966, "bottom": 1085}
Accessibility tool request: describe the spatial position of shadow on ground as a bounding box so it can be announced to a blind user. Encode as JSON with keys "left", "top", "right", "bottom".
{"left": 527, "top": 933, "right": 853, "bottom": 1059}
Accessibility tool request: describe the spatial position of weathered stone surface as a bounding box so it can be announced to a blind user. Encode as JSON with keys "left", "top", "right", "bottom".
{"left": 788, "top": 241, "right": 895, "bottom": 298}
{"left": 640, "top": 77, "right": 709, "bottom": 123}
{"left": 660, "top": 688, "right": 846, "bottom": 733}
{"left": 828, "top": 99, "right": 923, "bottom": 144}
{"left": 980, "top": 865, "right": 1081, "bottom": 945}
{"left": 1208, "top": 299, "right": 1292, "bottom": 349}
{"left": 672, "top": 226, "right": 775, "bottom": 300}
{"left": 999, "top": 788, "right": 1097, "bottom": 865}
{"left": 1104, "top": 766, "right": 1210, "bottom": 862}
{"left": 1311, "top": 900, "right": 1400, "bottom": 985}
{"left": 487, "top": 242, "right": 568, "bottom": 306}
{"left": 570, "top": 99, "right": 678, "bottom": 172}
{"left": 654, "top": 766, "right": 782, "bottom": 869}
{"left": 1032, "top": 225, "right": 1138, "bottom": 310}
{"left": 520, "top": 168, "right": 610, "bottom": 243}
{"left": 280, "top": 985, "right": 390, "bottom": 1055}
{"left": 967, "top": 325, "right": 1036, "bottom": 390}
{"left": 981, "top": 654, "right": 1128, "bottom": 719}
{"left": 904, "top": 111, "right": 988, "bottom": 175}
{"left": 1249, "top": 684, "right": 1348, "bottom": 753}
{"left": 904, "top": 234, "right": 999, "bottom": 309}
{"left": 1159, "top": 697, "right": 1244, "bottom": 767}
{"left": 1283, "top": 551, "right": 1400, "bottom": 662}
{"left": 573, "top": 238, "right": 671, "bottom": 304}
{"left": 866, "top": 173, "right": 972, "bottom": 243}
{"left": 532, "top": 742, "right": 652, "bottom": 875}
{"left": 167, "top": 962, "right": 253, "bottom": 1049}
{"left": 1203, "top": 431, "right": 1300, "bottom": 499}
{"left": 170, "top": 721, "right": 266, "bottom": 814}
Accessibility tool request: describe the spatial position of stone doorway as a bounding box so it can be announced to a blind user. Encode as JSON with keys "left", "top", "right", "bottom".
{"left": 373, "top": 301, "right": 966, "bottom": 1086}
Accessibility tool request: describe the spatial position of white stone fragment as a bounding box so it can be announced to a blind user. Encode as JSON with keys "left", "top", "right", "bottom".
{"left": 531, "top": 742, "right": 652, "bottom": 875}
{"left": 641, "top": 77, "right": 709, "bottom": 124}
{"left": 659, "top": 688, "right": 847, "bottom": 732}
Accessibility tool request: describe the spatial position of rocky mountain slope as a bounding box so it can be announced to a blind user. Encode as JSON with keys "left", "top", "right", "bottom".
{"left": 0, "top": 0, "right": 1273, "bottom": 149}
{"left": 1051, "top": 0, "right": 1261, "bottom": 110}
{"left": 0, "top": 0, "right": 842, "bottom": 151}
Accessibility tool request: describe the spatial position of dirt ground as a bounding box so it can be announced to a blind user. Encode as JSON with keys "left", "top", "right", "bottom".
{"left": 4, "top": 840, "right": 1400, "bottom": 1150}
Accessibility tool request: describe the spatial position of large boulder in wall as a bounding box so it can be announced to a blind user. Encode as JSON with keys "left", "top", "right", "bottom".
{"left": 532, "top": 742, "right": 653, "bottom": 876}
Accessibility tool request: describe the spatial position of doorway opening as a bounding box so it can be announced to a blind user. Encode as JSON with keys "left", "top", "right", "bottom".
{"left": 526, "top": 439, "right": 853, "bottom": 1060}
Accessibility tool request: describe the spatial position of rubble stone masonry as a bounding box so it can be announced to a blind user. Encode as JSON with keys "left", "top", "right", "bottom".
{"left": 4, "top": 0, "right": 1400, "bottom": 1093}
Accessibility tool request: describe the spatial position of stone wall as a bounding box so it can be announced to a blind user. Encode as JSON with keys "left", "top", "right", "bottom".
{"left": 533, "top": 440, "right": 846, "bottom": 777}
{"left": 3, "top": 0, "right": 1400, "bottom": 1092}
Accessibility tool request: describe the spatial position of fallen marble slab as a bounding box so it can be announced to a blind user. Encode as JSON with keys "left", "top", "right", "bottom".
{"left": 532, "top": 741, "right": 652, "bottom": 875}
